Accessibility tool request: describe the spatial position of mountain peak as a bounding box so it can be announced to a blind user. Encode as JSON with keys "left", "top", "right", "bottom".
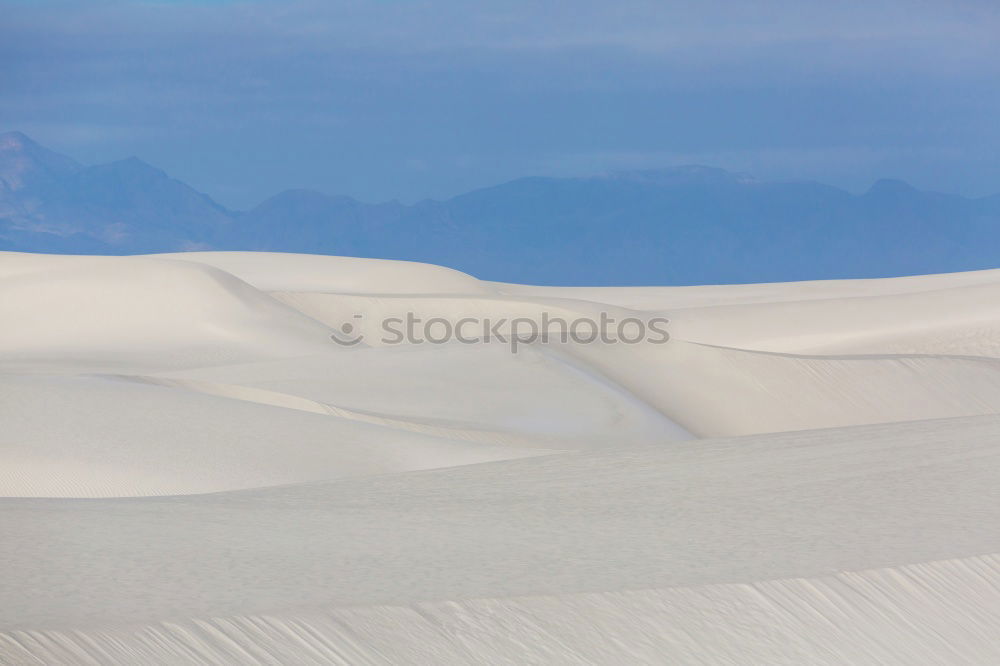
{"left": 0, "top": 130, "right": 35, "bottom": 150}
{"left": 112, "top": 155, "right": 160, "bottom": 170}
{"left": 252, "top": 189, "right": 360, "bottom": 213}
{"left": 0, "top": 130, "right": 82, "bottom": 191}
{"left": 599, "top": 165, "right": 757, "bottom": 187}
{"left": 85, "top": 156, "right": 170, "bottom": 183}
{"left": 865, "top": 178, "right": 917, "bottom": 196}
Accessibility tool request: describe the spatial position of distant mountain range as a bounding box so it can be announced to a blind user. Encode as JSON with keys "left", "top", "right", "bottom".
{"left": 3, "top": 130, "right": 1000, "bottom": 285}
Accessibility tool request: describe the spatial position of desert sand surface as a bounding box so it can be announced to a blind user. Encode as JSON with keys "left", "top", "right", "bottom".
{"left": 3, "top": 250, "right": 1000, "bottom": 664}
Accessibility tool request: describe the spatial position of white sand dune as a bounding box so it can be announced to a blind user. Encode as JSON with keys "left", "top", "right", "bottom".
{"left": 4, "top": 413, "right": 1000, "bottom": 661}
{"left": 665, "top": 281, "right": 1000, "bottom": 356}
{"left": 559, "top": 340, "right": 1000, "bottom": 436}
{"left": 0, "top": 373, "right": 555, "bottom": 498}
{"left": 147, "top": 348, "right": 689, "bottom": 449}
{"left": 3, "top": 250, "right": 1000, "bottom": 663}
{"left": 0, "top": 252, "right": 331, "bottom": 369}
{"left": 5, "top": 553, "right": 1000, "bottom": 665}
{"left": 495, "top": 267, "right": 1000, "bottom": 309}
{"left": 154, "top": 251, "right": 493, "bottom": 295}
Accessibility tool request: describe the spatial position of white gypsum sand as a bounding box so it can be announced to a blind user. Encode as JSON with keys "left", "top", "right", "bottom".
{"left": 2, "top": 250, "right": 1000, "bottom": 664}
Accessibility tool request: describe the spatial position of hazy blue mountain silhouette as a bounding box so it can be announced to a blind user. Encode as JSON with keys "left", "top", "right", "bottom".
{"left": 3, "top": 131, "right": 1000, "bottom": 285}
{"left": 0, "top": 131, "right": 230, "bottom": 254}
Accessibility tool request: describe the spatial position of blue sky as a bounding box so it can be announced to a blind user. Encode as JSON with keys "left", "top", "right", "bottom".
{"left": 3, "top": 0, "right": 1000, "bottom": 208}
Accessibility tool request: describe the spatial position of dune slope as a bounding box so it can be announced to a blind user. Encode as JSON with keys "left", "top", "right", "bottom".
{"left": 3, "top": 250, "right": 1000, "bottom": 664}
